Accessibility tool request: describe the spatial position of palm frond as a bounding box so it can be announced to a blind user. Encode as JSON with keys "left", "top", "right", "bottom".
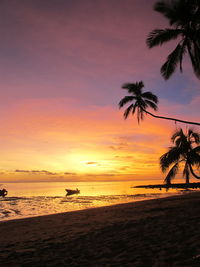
{"left": 141, "top": 91, "right": 158, "bottom": 104}
{"left": 193, "top": 7, "right": 200, "bottom": 26}
{"left": 144, "top": 99, "right": 158, "bottom": 111}
{"left": 164, "top": 162, "right": 179, "bottom": 184}
{"left": 146, "top": 29, "right": 182, "bottom": 48}
{"left": 175, "top": 137, "right": 189, "bottom": 152}
{"left": 172, "top": 1, "right": 194, "bottom": 26}
{"left": 179, "top": 40, "right": 187, "bottom": 72}
{"left": 171, "top": 128, "right": 184, "bottom": 143}
{"left": 137, "top": 98, "right": 148, "bottom": 110}
{"left": 189, "top": 129, "right": 200, "bottom": 144}
{"left": 192, "top": 146, "right": 200, "bottom": 154}
{"left": 123, "top": 104, "right": 134, "bottom": 120}
{"left": 118, "top": 96, "right": 135, "bottom": 108}
{"left": 161, "top": 43, "right": 183, "bottom": 79}
{"left": 136, "top": 106, "right": 141, "bottom": 124}
{"left": 189, "top": 149, "right": 200, "bottom": 165}
{"left": 122, "top": 82, "right": 144, "bottom": 95}
{"left": 182, "top": 40, "right": 200, "bottom": 78}
{"left": 136, "top": 106, "right": 146, "bottom": 124}
{"left": 154, "top": 1, "right": 174, "bottom": 21}
{"left": 154, "top": 1, "right": 186, "bottom": 26}
{"left": 155, "top": 0, "right": 196, "bottom": 26}
{"left": 192, "top": 41, "right": 200, "bottom": 78}
{"left": 160, "top": 146, "right": 181, "bottom": 172}
{"left": 187, "top": 39, "right": 197, "bottom": 65}
{"left": 132, "top": 104, "right": 137, "bottom": 115}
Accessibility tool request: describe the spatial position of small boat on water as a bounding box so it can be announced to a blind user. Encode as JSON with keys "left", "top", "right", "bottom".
{"left": 65, "top": 188, "right": 80, "bottom": 196}
{"left": 0, "top": 188, "right": 8, "bottom": 197}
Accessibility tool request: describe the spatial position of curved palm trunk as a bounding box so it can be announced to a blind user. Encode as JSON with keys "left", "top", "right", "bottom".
{"left": 189, "top": 164, "right": 200, "bottom": 179}
{"left": 141, "top": 108, "right": 200, "bottom": 126}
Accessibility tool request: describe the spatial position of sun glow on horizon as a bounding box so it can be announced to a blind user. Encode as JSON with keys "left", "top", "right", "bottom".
{"left": 0, "top": 104, "right": 179, "bottom": 183}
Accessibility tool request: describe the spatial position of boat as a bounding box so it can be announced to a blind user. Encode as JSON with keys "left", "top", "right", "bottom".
{"left": 65, "top": 188, "right": 80, "bottom": 196}
{"left": 0, "top": 188, "right": 8, "bottom": 197}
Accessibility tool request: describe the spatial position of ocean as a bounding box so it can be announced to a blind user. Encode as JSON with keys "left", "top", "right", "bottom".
{"left": 0, "top": 180, "right": 183, "bottom": 221}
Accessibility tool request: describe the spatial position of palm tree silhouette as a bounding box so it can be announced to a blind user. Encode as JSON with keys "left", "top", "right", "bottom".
{"left": 119, "top": 81, "right": 200, "bottom": 126}
{"left": 146, "top": 0, "right": 200, "bottom": 79}
{"left": 118, "top": 81, "right": 158, "bottom": 123}
{"left": 160, "top": 128, "right": 200, "bottom": 184}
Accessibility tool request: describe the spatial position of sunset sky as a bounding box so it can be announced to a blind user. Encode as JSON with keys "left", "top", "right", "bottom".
{"left": 0, "top": 0, "right": 199, "bottom": 182}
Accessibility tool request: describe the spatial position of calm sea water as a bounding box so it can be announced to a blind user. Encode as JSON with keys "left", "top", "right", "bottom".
{"left": 0, "top": 180, "right": 183, "bottom": 221}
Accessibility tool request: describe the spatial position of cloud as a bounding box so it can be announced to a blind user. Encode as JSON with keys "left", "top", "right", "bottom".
{"left": 109, "top": 142, "right": 129, "bottom": 150}
{"left": 86, "top": 162, "right": 98, "bottom": 165}
{"left": 119, "top": 166, "right": 130, "bottom": 171}
{"left": 63, "top": 172, "right": 77, "bottom": 176}
{"left": 15, "top": 169, "right": 58, "bottom": 175}
{"left": 14, "top": 169, "right": 78, "bottom": 176}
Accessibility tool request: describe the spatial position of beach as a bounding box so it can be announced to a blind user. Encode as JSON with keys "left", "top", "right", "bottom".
{"left": 1, "top": 192, "right": 200, "bottom": 266}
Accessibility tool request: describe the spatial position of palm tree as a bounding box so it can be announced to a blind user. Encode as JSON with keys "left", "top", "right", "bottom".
{"left": 118, "top": 81, "right": 158, "bottom": 123}
{"left": 119, "top": 81, "right": 200, "bottom": 126}
{"left": 160, "top": 128, "right": 200, "bottom": 184}
{"left": 146, "top": 0, "right": 200, "bottom": 79}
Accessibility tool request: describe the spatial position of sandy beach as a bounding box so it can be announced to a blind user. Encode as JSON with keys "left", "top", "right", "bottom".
{"left": 1, "top": 192, "right": 200, "bottom": 266}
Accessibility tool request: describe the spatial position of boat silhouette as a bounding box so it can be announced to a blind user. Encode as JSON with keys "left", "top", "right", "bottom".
{"left": 0, "top": 189, "right": 8, "bottom": 197}
{"left": 65, "top": 188, "right": 80, "bottom": 196}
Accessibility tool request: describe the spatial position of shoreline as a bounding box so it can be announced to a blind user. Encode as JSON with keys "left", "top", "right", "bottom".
{"left": 1, "top": 191, "right": 200, "bottom": 266}
{"left": 0, "top": 190, "right": 180, "bottom": 223}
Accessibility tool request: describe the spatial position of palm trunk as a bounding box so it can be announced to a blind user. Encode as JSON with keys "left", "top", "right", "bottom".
{"left": 186, "top": 175, "right": 190, "bottom": 183}
{"left": 189, "top": 164, "right": 200, "bottom": 179}
{"left": 141, "top": 108, "right": 200, "bottom": 126}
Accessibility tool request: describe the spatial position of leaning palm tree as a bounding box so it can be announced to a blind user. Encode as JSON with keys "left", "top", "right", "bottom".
{"left": 119, "top": 81, "right": 200, "bottom": 125}
{"left": 160, "top": 128, "right": 200, "bottom": 184}
{"left": 146, "top": 0, "right": 200, "bottom": 79}
{"left": 118, "top": 81, "right": 158, "bottom": 123}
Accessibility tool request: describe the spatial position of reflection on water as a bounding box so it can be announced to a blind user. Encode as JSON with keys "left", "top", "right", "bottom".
{"left": 0, "top": 181, "right": 184, "bottom": 221}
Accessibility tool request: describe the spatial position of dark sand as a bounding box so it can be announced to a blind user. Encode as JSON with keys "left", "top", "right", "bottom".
{"left": 1, "top": 192, "right": 200, "bottom": 266}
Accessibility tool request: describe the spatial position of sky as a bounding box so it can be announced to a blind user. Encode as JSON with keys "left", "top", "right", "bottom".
{"left": 0, "top": 0, "right": 199, "bottom": 183}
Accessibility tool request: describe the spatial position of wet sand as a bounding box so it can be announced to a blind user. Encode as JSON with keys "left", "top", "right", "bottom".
{"left": 1, "top": 192, "right": 200, "bottom": 266}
